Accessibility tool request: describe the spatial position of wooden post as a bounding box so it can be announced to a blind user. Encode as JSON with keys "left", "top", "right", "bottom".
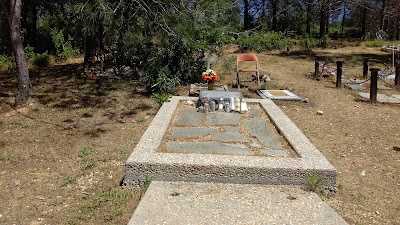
{"left": 370, "top": 68, "right": 379, "bottom": 102}
{"left": 363, "top": 58, "right": 369, "bottom": 78}
{"left": 336, "top": 61, "right": 343, "bottom": 88}
{"left": 314, "top": 60, "right": 320, "bottom": 80}
{"left": 395, "top": 62, "right": 400, "bottom": 87}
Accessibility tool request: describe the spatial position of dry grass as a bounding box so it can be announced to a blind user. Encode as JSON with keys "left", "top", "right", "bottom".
{"left": 215, "top": 45, "right": 400, "bottom": 225}
{"left": 1, "top": 44, "right": 399, "bottom": 224}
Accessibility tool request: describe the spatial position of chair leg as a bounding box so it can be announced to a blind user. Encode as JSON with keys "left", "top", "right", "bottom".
{"left": 236, "top": 72, "right": 240, "bottom": 89}
{"left": 257, "top": 71, "right": 260, "bottom": 87}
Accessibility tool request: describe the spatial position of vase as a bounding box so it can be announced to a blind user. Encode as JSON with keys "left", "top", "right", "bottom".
{"left": 207, "top": 81, "right": 214, "bottom": 90}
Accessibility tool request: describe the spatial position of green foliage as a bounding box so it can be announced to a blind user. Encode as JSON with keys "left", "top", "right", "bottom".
{"left": 152, "top": 92, "right": 172, "bottom": 106}
{"left": 63, "top": 176, "right": 76, "bottom": 184}
{"left": 237, "top": 32, "right": 291, "bottom": 52}
{"left": 31, "top": 52, "right": 51, "bottom": 67}
{"left": 0, "top": 54, "right": 14, "bottom": 69}
{"left": 79, "top": 187, "right": 137, "bottom": 222}
{"left": 0, "top": 152, "right": 11, "bottom": 161}
{"left": 141, "top": 176, "right": 152, "bottom": 195}
{"left": 342, "top": 27, "right": 362, "bottom": 39}
{"left": 299, "top": 36, "right": 317, "bottom": 50}
{"left": 307, "top": 172, "right": 321, "bottom": 192}
{"left": 365, "top": 40, "right": 385, "bottom": 47}
{"left": 50, "top": 28, "right": 75, "bottom": 60}
{"left": 318, "top": 37, "right": 329, "bottom": 48}
{"left": 79, "top": 146, "right": 96, "bottom": 157}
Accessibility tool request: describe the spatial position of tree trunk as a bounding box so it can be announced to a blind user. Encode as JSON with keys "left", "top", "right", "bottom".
{"left": 306, "top": 0, "right": 312, "bottom": 34}
{"left": 340, "top": 1, "right": 346, "bottom": 38}
{"left": 243, "top": 0, "right": 252, "bottom": 30}
{"left": 271, "top": 0, "right": 277, "bottom": 31}
{"left": 396, "top": 16, "right": 399, "bottom": 40}
{"left": 380, "top": 0, "right": 386, "bottom": 30}
{"left": 361, "top": 6, "right": 367, "bottom": 39}
{"left": 319, "top": 0, "right": 328, "bottom": 38}
{"left": 4, "top": 0, "right": 31, "bottom": 106}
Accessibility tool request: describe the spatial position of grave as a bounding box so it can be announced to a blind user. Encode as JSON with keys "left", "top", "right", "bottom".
{"left": 124, "top": 96, "right": 337, "bottom": 188}
{"left": 257, "top": 89, "right": 301, "bottom": 100}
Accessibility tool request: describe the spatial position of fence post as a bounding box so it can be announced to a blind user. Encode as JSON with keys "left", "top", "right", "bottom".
{"left": 363, "top": 58, "right": 369, "bottom": 78}
{"left": 370, "top": 68, "right": 379, "bottom": 102}
{"left": 395, "top": 62, "right": 400, "bottom": 87}
{"left": 336, "top": 61, "right": 343, "bottom": 88}
{"left": 314, "top": 60, "right": 320, "bottom": 80}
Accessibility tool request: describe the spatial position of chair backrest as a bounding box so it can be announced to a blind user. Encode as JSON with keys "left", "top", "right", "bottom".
{"left": 237, "top": 53, "right": 258, "bottom": 71}
{"left": 237, "top": 53, "right": 258, "bottom": 62}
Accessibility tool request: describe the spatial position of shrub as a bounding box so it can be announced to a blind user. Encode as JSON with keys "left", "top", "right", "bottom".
{"left": 0, "top": 54, "right": 14, "bottom": 69}
{"left": 31, "top": 52, "right": 51, "bottom": 67}
{"left": 237, "top": 32, "right": 291, "bottom": 52}
{"left": 365, "top": 40, "right": 385, "bottom": 47}
{"left": 50, "top": 28, "right": 75, "bottom": 60}
{"left": 299, "top": 35, "right": 317, "bottom": 50}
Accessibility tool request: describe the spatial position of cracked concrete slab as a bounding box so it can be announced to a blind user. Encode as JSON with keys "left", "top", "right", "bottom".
{"left": 128, "top": 181, "right": 348, "bottom": 225}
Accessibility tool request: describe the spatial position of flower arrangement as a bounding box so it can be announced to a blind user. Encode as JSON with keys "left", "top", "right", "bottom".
{"left": 201, "top": 69, "right": 218, "bottom": 82}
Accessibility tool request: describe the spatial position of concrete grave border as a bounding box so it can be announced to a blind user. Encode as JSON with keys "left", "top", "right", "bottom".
{"left": 124, "top": 96, "right": 337, "bottom": 188}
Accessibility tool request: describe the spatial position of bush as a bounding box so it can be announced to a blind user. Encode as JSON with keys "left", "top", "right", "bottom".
{"left": 237, "top": 32, "right": 291, "bottom": 52}
{"left": 299, "top": 36, "right": 317, "bottom": 50}
{"left": 50, "top": 28, "right": 75, "bottom": 60}
{"left": 0, "top": 54, "right": 14, "bottom": 69}
{"left": 343, "top": 27, "right": 362, "bottom": 39}
{"left": 31, "top": 52, "right": 51, "bottom": 67}
{"left": 365, "top": 40, "right": 385, "bottom": 47}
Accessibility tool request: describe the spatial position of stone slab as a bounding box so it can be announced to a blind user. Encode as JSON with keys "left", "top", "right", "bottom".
{"left": 128, "top": 181, "right": 348, "bottom": 225}
{"left": 167, "top": 141, "right": 253, "bottom": 156}
{"left": 393, "top": 95, "right": 400, "bottom": 100}
{"left": 244, "top": 118, "right": 282, "bottom": 149}
{"left": 378, "top": 85, "right": 393, "bottom": 90}
{"left": 358, "top": 92, "right": 400, "bottom": 103}
{"left": 344, "top": 83, "right": 365, "bottom": 90}
{"left": 203, "top": 132, "right": 248, "bottom": 142}
{"left": 257, "top": 89, "right": 301, "bottom": 101}
{"left": 124, "top": 96, "right": 337, "bottom": 188}
{"left": 222, "top": 126, "right": 240, "bottom": 133}
{"left": 205, "top": 112, "right": 241, "bottom": 126}
{"left": 171, "top": 127, "right": 219, "bottom": 138}
{"left": 199, "top": 90, "right": 242, "bottom": 102}
{"left": 260, "top": 149, "right": 286, "bottom": 157}
{"left": 248, "top": 105, "right": 262, "bottom": 118}
{"left": 174, "top": 108, "right": 202, "bottom": 126}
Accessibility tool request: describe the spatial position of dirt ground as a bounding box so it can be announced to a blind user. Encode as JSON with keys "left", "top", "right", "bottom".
{"left": 1, "top": 45, "right": 399, "bottom": 225}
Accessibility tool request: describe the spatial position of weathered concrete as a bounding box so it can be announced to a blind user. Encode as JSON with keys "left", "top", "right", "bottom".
{"left": 260, "top": 149, "right": 286, "bottom": 157}
{"left": 358, "top": 92, "right": 400, "bottom": 103}
{"left": 128, "top": 181, "right": 348, "bottom": 225}
{"left": 243, "top": 118, "right": 282, "bottom": 149}
{"left": 124, "top": 96, "right": 337, "bottom": 188}
{"left": 171, "top": 127, "right": 219, "bottom": 138}
{"left": 344, "top": 83, "right": 365, "bottom": 90}
{"left": 167, "top": 141, "right": 253, "bottom": 155}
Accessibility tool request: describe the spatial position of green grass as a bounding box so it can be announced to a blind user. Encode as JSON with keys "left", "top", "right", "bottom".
{"left": 78, "top": 187, "right": 140, "bottom": 222}
{"left": 0, "top": 152, "right": 11, "bottom": 161}
{"left": 79, "top": 146, "right": 96, "bottom": 158}
{"left": 63, "top": 176, "right": 76, "bottom": 184}
{"left": 364, "top": 40, "right": 385, "bottom": 47}
{"left": 307, "top": 172, "right": 321, "bottom": 192}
